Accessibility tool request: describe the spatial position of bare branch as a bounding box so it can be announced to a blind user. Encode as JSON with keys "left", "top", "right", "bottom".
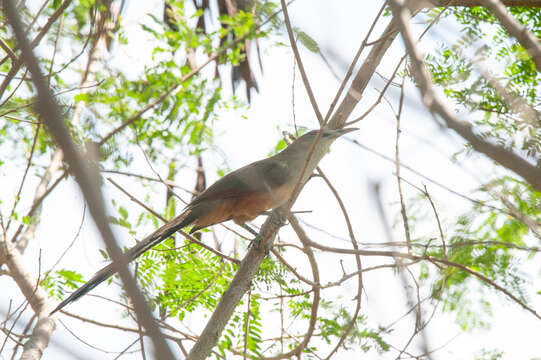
{"left": 5, "top": 123, "right": 41, "bottom": 233}
{"left": 314, "top": 169, "right": 363, "bottom": 360}
{"left": 0, "top": 37, "right": 18, "bottom": 62}
{"left": 372, "top": 183, "right": 434, "bottom": 359}
{"left": 261, "top": 216, "right": 320, "bottom": 360}
{"left": 0, "top": 0, "right": 72, "bottom": 99}
{"left": 423, "top": 185, "right": 448, "bottom": 257}
{"left": 394, "top": 72, "right": 413, "bottom": 252}
{"left": 0, "top": 237, "right": 55, "bottom": 359}
{"left": 329, "top": 19, "right": 400, "bottom": 128}
{"left": 326, "top": 1, "right": 388, "bottom": 123}
{"left": 306, "top": 236, "right": 541, "bottom": 320}
{"left": 280, "top": 0, "right": 324, "bottom": 125}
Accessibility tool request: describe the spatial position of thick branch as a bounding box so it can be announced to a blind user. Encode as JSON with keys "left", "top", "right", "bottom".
{"left": 390, "top": 0, "right": 541, "bottom": 193}
{"left": 2, "top": 2, "right": 176, "bottom": 359}
{"left": 0, "top": 236, "right": 55, "bottom": 360}
{"left": 15, "top": 0, "right": 103, "bottom": 254}
{"left": 329, "top": 19, "right": 400, "bottom": 128}
{"left": 187, "top": 210, "right": 283, "bottom": 360}
{"left": 481, "top": 0, "right": 541, "bottom": 71}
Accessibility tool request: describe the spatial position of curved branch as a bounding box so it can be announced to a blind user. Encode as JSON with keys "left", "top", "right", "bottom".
{"left": 306, "top": 237, "right": 541, "bottom": 321}
{"left": 315, "top": 169, "right": 363, "bottom": 359}
{"left": 390, "top": 0, "right": 541, "bottom": 192}
{"left": 261, "top": 216, "right": 320, "bottom": 360}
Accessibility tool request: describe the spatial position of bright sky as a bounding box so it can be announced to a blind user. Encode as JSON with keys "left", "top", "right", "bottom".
{"left": 2, "top": 0, "right": 540, "bottom": 359}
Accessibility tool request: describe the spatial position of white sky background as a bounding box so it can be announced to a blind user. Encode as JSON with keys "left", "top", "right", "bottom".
{"left": 1, "top": 0, "right": 540, "bottom": 359}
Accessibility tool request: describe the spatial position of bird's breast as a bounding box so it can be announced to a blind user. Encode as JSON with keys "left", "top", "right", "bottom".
{"left": 229, "top": 180, "right": 295, "bottom": 225}
{"left": 192, "top": 180, "right": 295, "bottom": 228}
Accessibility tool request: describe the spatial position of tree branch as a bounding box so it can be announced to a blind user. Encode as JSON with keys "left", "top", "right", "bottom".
{"left": 389, "top": 0, "right": 541, "bottom": 193}
{"left": 0, "top": 0, "right": 72, "bottom": 99}
{"left": 2, "top": 2, "right": 176, "bottom": 358}
{"left": 0, "top": 237, "right": 55, "bottom": 360}
{"left": 280, "top": 0, "right": 324, "bottom": 126}
{"left": 186, "top": 208, "right": 284, "bottom": 360}
{"left": 329, "top": 19, "right": 400, "bottom": 128}
{"left": 481, "top": 0, "right": 541, "bottom": 71}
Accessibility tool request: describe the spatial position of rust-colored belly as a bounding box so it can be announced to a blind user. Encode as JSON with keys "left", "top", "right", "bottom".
{"left": 193, "top": 182, "right": 294, "bottom": 228}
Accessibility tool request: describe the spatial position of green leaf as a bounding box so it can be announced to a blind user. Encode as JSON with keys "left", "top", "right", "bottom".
{"left": 99, "top": 249, "right": 109, "bottom": 260}
{"left": 73, "top": 93, "right": 89, "bottom": 103}
{"left": 294, "top": 29, "right": 319, "bottom": 53}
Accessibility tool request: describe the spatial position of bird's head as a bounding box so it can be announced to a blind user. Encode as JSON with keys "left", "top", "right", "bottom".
{"left": 299, "top": 127, "right": 356, "bottom": 142}
{"left": 278, "top": 127, "right": 357, "bottom": 169}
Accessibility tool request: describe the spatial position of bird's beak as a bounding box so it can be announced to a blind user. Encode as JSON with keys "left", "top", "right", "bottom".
{"left": 334, "top": 127, "right": 358, "bottom": 137}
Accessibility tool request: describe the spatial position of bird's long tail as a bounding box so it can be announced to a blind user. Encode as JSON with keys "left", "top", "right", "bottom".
{"left": 50, "top": 208, "right": 197, "bottom": 315}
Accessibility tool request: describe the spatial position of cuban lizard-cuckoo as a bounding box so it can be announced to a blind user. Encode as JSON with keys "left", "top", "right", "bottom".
{"left": 51, "top": 127, "right": 355, "bottom": 314}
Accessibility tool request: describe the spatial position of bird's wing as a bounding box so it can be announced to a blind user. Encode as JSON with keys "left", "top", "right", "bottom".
{"left": 189, "top": 159, "right": 289, "bottom": 206}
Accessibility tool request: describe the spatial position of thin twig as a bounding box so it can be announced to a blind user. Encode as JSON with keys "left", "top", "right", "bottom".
{"left": 313, "top": 168, "right": 364, "bottom": 360}
{"left": 280, "top": 0, "right": 324, "bottom": 125}
{"left": 243, "top": 289, "right": 251, "bottom": 360}
{"left": 9, "top": 171, "right": 66, "bottom": 245}
{"left": 324, "top": 1, "right": 387, "bottom": 123}
{"left": 394, "top": 68, "right": 412, "bottom": 252}
{"left": 372, "top": 183, "right": 434, "bottom": 359}
{"left": 423, "top": 185, "right": 447, "bottom": 257}
{"left": 134, "top": 264, "right": 147, "bottom": 360}
{"left": 45, "top": 204, "right": 86, "bottom": 276}
{"left": 47, "top": 12, "right": 64, "bottom": 85}
{"left": 347, "top": 137, "right": 507, "bottom": 213}
{"left": 6, "top": 122, "right": 41, "bottom": 233}
{"left": 0, "top": 37, "right": 18, "bottom": 62}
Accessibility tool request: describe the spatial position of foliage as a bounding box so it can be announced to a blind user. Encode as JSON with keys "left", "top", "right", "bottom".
{"left": 412, "top": 5, "right": 541, "bottom": 331}
{"left": 42, "top": 269, "right": 85, "bottom": 300}
{"left": 424, "top": 6, "right": 541, "bottom": 163}
{"left": 1, "top": 0, "right": 541, "bottom": 359}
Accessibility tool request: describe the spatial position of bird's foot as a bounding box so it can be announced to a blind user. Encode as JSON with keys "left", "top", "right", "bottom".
{"left": 247, "top": 232, "right": 273, "bottom": 255}
{"left": 275, "top": 213, "right": 288, "bottom": 228}
{"left": 241, "top": 223, "right": 259, "bottom": 237}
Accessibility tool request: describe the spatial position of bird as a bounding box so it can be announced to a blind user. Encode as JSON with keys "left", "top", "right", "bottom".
{"left": 50, "top": 127, "right": 356, "bottom": 315}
